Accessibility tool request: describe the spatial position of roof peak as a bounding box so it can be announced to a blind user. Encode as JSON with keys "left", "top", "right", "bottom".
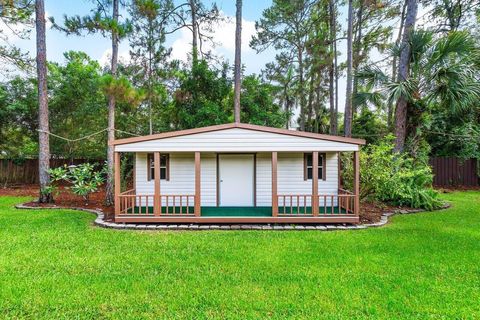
{"left": 111, "top": 122, "right": 365, "bottom": 146}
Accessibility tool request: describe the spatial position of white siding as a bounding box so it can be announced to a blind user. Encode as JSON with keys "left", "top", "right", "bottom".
{"left": 256, "top": 153, "right": 272, "bottom": 206}
{"left": 117, "top": 128, "right": 359, "bottom": 152}
{"left": 135, "top": 152, "right": 216, "bottom": 206}
{"left": 135, "top": 152, "right": 338, "bottom": 207}
{"left": 256, "top": 152, "right": 338, "bottom": 206}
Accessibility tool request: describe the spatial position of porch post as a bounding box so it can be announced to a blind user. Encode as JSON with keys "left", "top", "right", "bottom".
{"left": 195, "top": 152, "right": 201, "bottom": 216}
{"left": 271, "top": 151, "right": 278, "bottom": 216}
{"left": 312, "top": 151, "right": 319, "bottom": 216}
{"left": 114, "top": 152, "right": 121, "bottom": 217}
{"left": 153, "top": 152, "right": 161, "bottom": 216}
{"left": 353, "top": 150, "right": 360, "bottom": 216}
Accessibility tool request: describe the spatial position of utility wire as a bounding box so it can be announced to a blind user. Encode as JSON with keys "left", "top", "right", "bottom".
{"left": 37, "top": 128, "right": 141, "bottom": 142}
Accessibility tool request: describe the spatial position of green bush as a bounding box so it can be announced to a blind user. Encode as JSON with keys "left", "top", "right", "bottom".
{"left": 48, "top": 163, "right": 105, "bottom": 203}
{"left": 343, "top": 135, "right": 443, "bottom": 210}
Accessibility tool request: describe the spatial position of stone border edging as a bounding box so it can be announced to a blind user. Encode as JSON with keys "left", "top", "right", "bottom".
{"left": 14, "top": 202, "right": 451, "bottom": 231}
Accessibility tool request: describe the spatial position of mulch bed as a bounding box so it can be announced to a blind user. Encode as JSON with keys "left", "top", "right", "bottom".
{"left": 1, "top": 184, "right": 446, "bottom": 224}
{"left": 1, "top": 184, "right": 114, "bottom": 219}
{"left": 359, "top": 201, "right": 412, "bottom": 224}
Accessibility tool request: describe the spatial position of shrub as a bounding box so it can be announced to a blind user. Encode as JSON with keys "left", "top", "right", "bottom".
{"left": 48, "top": 163, "right": 105, "bottom": 203}
{"left": 43, "top": 166, "right": 70, "bottom": 199}
{"left": 343, "top": 135, "right": 443, "bottom": 210}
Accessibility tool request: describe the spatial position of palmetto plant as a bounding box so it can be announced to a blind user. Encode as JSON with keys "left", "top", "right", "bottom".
{"left": 355, "top": 30, "right": 480, "bottom": 129}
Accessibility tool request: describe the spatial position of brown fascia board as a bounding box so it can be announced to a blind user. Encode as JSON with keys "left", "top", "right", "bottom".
{"left": 110, "top": 123, "right": 366, "bottom": 146}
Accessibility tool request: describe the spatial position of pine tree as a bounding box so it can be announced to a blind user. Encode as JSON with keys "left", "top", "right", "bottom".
{"left": 233, "top": 0, "right": 242, "bottom": 123}
{"left": 35, "top": 0, "right": 52, "bottom": 203}
{"left": 54, "top": 0, "right": 131, "bottom": 205}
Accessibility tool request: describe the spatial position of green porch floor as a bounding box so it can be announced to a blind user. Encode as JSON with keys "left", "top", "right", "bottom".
{"left": 126, "top": 206, "right": 348, "bottom": 216}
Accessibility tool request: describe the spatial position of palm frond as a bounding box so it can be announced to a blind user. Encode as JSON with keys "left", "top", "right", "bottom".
{"left": 428, "top": 31, "right": 476, "bottom": 68}
{"left": 409, "top": 30, "right": 433, "bottom": 65}
{"left": 355, "top": 66, "right": 389, "bottom": 89}
{"left": 353, "top": 89, "right": 386, "bottom": 110}
{"left": 386, "top": 77, "right": 418, "bottom": 106}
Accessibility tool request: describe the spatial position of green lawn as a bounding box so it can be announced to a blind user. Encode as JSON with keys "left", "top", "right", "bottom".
{"left": 0, "top": 192, "right": 479, "bottom": 319}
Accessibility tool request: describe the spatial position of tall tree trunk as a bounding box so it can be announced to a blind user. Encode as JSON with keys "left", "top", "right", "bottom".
{"left": 388, "top": 0, "right": 407, "bottom": 129}
{"left": 284, "top": 87, "right": 291, "bottom": 129}
{"left": 352, "top": 0, "right": 363, "bottom": 117}
{"left": 328, "top": 63, "right": 335, "bottom": 134}
{"left": 328, "top": 0, "right": 337, "bottom": 135}
{"left": 190, "top": 0, "right": 198, "bottom": 66}
{"left": 306, "top": 72, "right": 315, "bottom": 131}
{"left": 148, "top": 18, "right": 153, "bottom": 135}
{"left": 394, "top": 0, "right": 417, "bottom": 152}
{"left": 36, "top": 0, "right": 52, "bottom": 203}
{"left": 343, "top": 0, "right": 354, "bottom": 137}
{"left": 105, "top": 0, "right": 119, "bottom": 206}
{"left": 298, "top": 50, "right": 306, "bottom": 131}
{"left": 334, "top": 14, "right": 339, "bottom": 135}
{"left": 233, "top": 0, "right": 242, "bottom": 123}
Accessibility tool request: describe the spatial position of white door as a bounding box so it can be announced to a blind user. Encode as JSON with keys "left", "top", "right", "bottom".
{"left": 219, "top": 154, "right": 254, "bottom": 206}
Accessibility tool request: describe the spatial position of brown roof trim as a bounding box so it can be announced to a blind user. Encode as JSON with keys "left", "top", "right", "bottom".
{"left": 110, "top": 123, "right": 366, "bottom": 146}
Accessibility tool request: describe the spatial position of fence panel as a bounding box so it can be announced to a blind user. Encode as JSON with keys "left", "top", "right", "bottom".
{"left": 0, "top": 159, "right": 101, "bottom": 185}
{"left": 429, "top": 157, "right": 479, "bottom": 187}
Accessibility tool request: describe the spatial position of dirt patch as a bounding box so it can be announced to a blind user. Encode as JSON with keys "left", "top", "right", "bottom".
{"left": 2, "top": 184, "right": 114, "bottom": 220}
{"left": 0, "top": 184, "right": 38, "bottom": 197}
{"left": 359, "top": 201, "right": 412, "bottom": 224}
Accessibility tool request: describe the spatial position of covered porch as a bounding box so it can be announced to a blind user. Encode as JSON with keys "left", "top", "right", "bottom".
{"left": 113, "top": 150, "right": 360, "bottom": 224}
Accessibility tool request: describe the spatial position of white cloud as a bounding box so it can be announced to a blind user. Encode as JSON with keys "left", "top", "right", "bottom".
{"left": 99, "top": 48, "right": 130, "bottom": 67}
{"left": 170, "top": 11, "right": 256, "bottom": 63}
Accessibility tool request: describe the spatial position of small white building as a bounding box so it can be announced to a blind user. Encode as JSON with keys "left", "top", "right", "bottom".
{"left": 112, "top": 123, "right": 364, "bottom": 224}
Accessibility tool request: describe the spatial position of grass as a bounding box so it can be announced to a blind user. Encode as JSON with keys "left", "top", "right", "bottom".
{"left": 0, "top": 191, "right": 479, "bottom": 319}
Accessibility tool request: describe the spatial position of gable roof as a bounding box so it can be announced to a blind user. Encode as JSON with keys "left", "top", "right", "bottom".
{"left": 111, "top": 123, "right": 366, "bottom": 146}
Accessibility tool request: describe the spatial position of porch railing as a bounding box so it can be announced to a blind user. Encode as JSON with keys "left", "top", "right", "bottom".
{"left": 118, "top": 190, "right": 195, "bottom": 216}
{"left": 118, "top": 190, "right": 357, "bottom": 217}
{"left": 277, "top": 189, "right": 357, "bottom": 216}
{"left": 161, "top": 195, "right": 195, "bottom": 215}
{"left": 338, "top": 188, "right": 356, "bottom": 214}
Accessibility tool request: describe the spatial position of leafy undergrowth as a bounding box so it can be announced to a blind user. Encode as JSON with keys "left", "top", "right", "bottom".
{"left": 0, "top": 192, "right": 479, "bottom": 319}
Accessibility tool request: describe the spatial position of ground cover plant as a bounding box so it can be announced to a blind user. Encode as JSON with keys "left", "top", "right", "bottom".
{"left": 0, "top": 191, "right": 479, "bottom": 319}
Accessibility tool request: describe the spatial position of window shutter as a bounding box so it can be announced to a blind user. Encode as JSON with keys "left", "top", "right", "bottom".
{"left": 303, "top": 153, "right": 308, "bottom": 181}
{"left": 147, "top": 153, "right": 153, "bottom": 181}
{"left": 321, "top": 153, "right": 327, "bottom": 180}
{"left": 166, "top": 155, "right": 170, "bottom": 181}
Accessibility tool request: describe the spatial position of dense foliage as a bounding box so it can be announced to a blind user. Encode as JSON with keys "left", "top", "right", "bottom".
{"left": 0, "top": 56, "right": 285, "bottom": 159}
{"left": 344, "top": 136, "right": 443, "bottom": 210}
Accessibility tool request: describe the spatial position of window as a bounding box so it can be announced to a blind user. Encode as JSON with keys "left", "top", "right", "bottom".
{"left": 147, "top": 154, "right": 169, "bottom": 181}
{"left": 304, "top": 153, "right": 325, "bottom": 180}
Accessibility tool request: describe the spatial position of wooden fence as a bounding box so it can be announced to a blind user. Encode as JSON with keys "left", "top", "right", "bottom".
{"left": 0, "top": 159, "right": 101, "bottom": 185}
{"left": 429, "top": 157, "right": 479, "bottom": 187}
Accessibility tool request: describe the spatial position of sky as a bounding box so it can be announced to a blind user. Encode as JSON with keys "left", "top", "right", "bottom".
{"left": 8, "top": 0, "right": 277, "bottom": 73}
{"left": 4, "top": 0, "right": 361, "bottom": 114}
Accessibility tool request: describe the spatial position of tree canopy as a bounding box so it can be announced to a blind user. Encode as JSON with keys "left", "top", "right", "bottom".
{"left": 0, "top": 0, "right": 479, "bottom": 162}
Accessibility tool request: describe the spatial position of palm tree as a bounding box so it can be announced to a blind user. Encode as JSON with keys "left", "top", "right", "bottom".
{"left": 355, "top": 31, "right": 480, "bottom": 151}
